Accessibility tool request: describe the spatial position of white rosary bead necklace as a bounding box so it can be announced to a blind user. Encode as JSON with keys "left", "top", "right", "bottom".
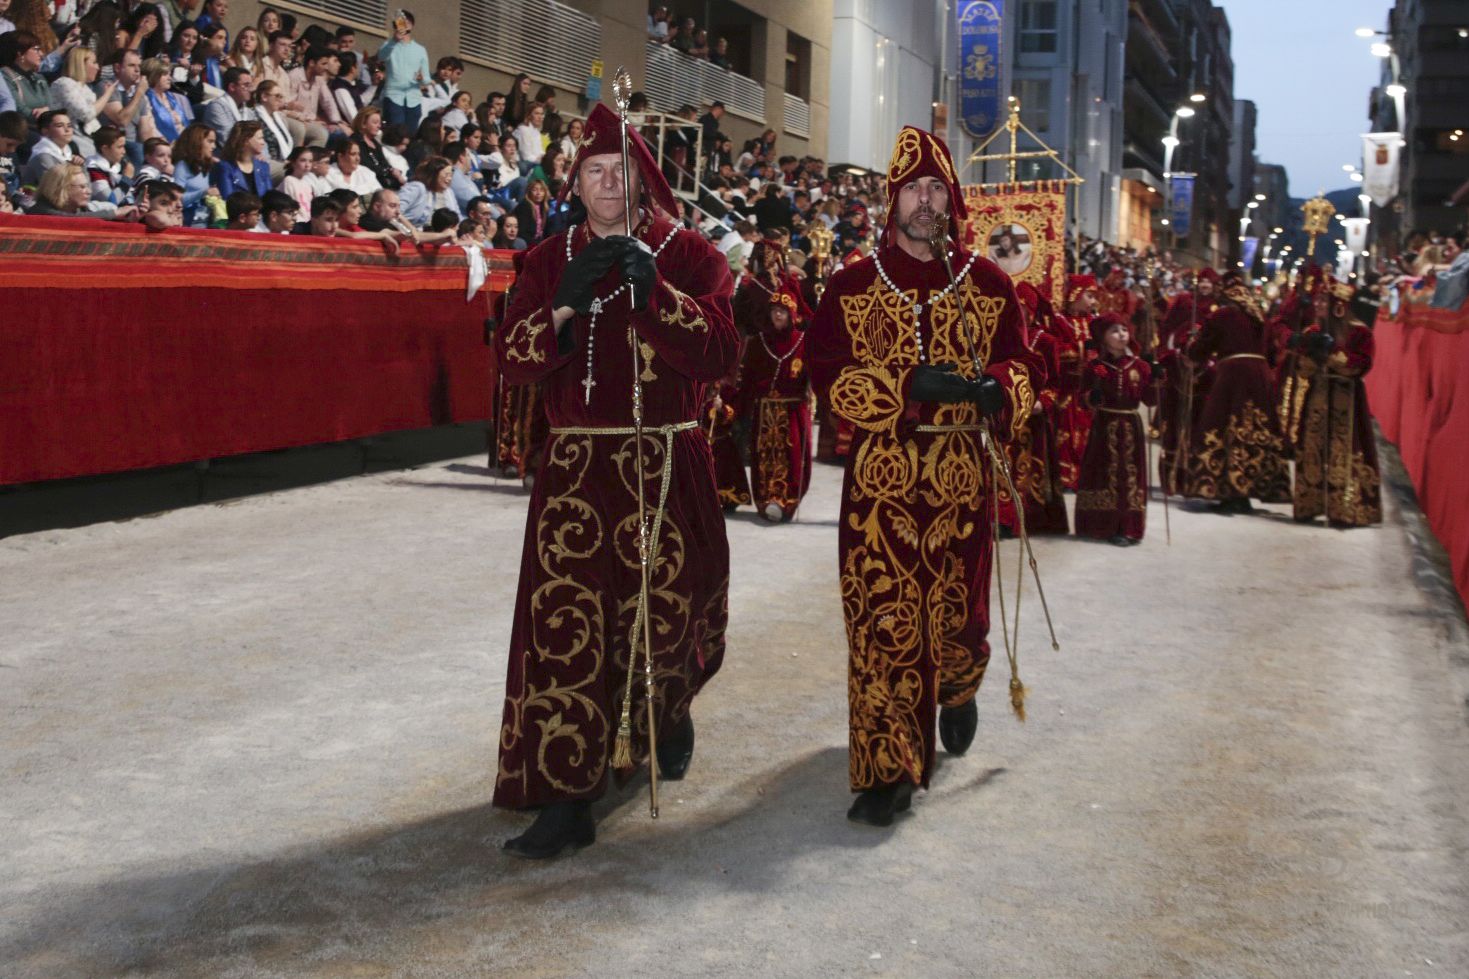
{"left": 565, "top": 220, "right": 680, "bottom": 403}
{"left": 871, "top": 246, "right": 980, "bottom": 363}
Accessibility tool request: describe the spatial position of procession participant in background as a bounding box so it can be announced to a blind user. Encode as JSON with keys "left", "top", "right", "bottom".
{"left": 492, "top": 103, "right": 738, "bottom": 858}
{"left": 1291, "top": 278, "right": 1382, "bottom": 527}
{"left": 1183, "top": 271, "right": 1292, "bottom": 513}
{"left": 732, "top": 237, "right": 808, "bottom": 334}
{"left": 1097, "top": 266, "right": 1137, "bottom": 323}
{"left": 808, "top": 126, "right": 1043, "bottom": 828}
{"left": 1075, "top": 314, "right": 1155, "bottom": 545}
{"left": 997, "top": 282, "right": 1069, "bottom": 537}
{"left": 1154, "top": 267, "right": 1220, "bottom": 495}
{"left": 1272, "top": 267, "right": 1319, "bottom": 455}
{"left": 1054, "top": 274, "right": 1098, "bottom": 489}
{"left": 703, "top": 341, "right": 752, "bottom": 511}
{"left": 742, "top": 288, "right": 813, "bottom": 522}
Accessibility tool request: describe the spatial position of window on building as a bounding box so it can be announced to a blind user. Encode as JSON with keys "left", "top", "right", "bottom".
{"left": 1015, "top": 78, "right": 1051, "bottom": 132}
{"left": 786, "top": 30, "right": 811, "bottom": 101}
{"left": 1020, "top": 0, "right": 1058, "bottom": 54}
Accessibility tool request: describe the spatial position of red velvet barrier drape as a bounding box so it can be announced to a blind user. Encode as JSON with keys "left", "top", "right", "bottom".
{"left": 0, "top": 214, "right": 516, "bottom": 485}
{"left": 1365, "top": 299, "right": 1469, "bottom": 610}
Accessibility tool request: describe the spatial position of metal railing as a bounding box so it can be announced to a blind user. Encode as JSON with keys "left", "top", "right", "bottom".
{"left": 461, "top": 0, "right": 602, "bottom": 92}
{"left": 644, "top": 41, "right": 765, "bottom": 123}
{"left": 783, "top": 92, "right": 810, "bottom": 138}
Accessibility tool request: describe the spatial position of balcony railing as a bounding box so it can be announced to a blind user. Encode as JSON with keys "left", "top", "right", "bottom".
{"left": 644, "top": 41, "right": 765, "bottom": 123}
{"left": 783, "top": 92, "right": 810, "bottom": 138}
{"left": 461, "top": 0, "right": 602, "bottom": 93}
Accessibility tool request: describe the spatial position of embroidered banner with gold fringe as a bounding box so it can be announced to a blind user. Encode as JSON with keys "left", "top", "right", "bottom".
{"left": 960, "top": 180, "right": 1067, "bottom": 309}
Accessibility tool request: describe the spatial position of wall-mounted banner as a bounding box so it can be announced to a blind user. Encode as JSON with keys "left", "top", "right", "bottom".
{"left": 1342, "top": 216, "right": 1371, "bottom": 255}
{"left": 957, "top": 1, "right": 1003, "bottom": 140}
{"left": 1168, "top": 173, "right": 1195, "bottom": 238}
{"left": 1241, "top": 236, "right": 1259, "bottom": 272}
{"left": 1360, "top": 133, "right": 1401, "bottom": 207}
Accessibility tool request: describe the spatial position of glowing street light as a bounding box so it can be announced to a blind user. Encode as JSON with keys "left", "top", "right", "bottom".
{"left": 1175, "top": 106, "right": 1196, "bottom": 119}
{"left": 1386, "top": 83, "right": 1406, "bottom": 97}
{"left": 1354, "top": 27, "right": 1377, "bottom": 37}
{"left": 1189, "top": 93, "right": 1206, "bottom": 103}
{"left": 1371, "top": 42, "right": 1392, "bottom": 58}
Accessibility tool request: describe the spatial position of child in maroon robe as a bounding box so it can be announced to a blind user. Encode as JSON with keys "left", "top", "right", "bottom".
{"left": 742, "top": 289, "right": 813, "bottom": 521}
{"left": 1075, "top": 314, "right": 1156, "bottom": 545}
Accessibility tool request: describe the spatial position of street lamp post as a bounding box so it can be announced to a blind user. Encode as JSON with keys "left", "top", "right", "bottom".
{"left": 1161, "top": 105, "right": 1196, "bottom": 251}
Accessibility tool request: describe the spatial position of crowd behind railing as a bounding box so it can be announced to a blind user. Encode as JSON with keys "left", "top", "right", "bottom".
{"left": 0, "top": 1, "right": 885, "bottom": 269}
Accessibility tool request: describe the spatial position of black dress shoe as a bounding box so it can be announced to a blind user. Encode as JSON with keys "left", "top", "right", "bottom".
{"left": 939, "top": 699, "right": 979, "bottom": 755}
{"left": 1109, "top": 534, "right": 1132, "bottom": 546}
{"left": 656, "top": 713, "right": 695, "bottom": 781}
{"left": 846, "top": 782, "right": 915, "bottom": 827}
{"left": 503, "top": 801, "right": 595, "bottom": 859}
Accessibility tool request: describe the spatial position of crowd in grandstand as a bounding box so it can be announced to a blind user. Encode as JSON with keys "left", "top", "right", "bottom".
{"left": 0, "top": 0, "right": 885, "bottom": 266}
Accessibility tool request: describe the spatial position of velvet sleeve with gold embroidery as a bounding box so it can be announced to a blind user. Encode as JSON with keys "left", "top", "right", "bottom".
{"left": 494, "top": 247, "right": 574, "bottom": 385}
{"left": 979, "top": 273, "right": 1041, "bottom": 444}
{"left": 805, "top": 267, "right": 917, "bottom": 438}
{"left": 634, "top": 231, "right": 739, "bottom": 383}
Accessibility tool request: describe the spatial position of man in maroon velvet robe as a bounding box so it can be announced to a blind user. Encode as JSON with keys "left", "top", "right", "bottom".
{"left": 1053, "top": 275, "right": 1098, "bottom": 489}
{"left": 808, "top": 126, "right": 1043, "bottom": 827}
{"left": 1154, "top": 268, "right": 1220, "bottom": 495}
{"left": 492, "top": 104, "right": 739, "bottom": 858}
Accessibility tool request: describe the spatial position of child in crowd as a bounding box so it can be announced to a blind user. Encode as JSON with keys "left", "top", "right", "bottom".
{"left": 1074, "top": 314, "right": 1156, "bottom": 546}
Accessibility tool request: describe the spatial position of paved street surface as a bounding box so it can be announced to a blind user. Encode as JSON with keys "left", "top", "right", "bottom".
{"left": 4, "top": 447, "right": 1469, "bottom": 978}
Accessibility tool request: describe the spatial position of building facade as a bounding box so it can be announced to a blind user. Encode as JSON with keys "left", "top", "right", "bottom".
{"left": 236, "top": 0, "right": 832, "bottom": 161}
{"left": 1367, "top": 0, "right": 1469, "bottom": 252}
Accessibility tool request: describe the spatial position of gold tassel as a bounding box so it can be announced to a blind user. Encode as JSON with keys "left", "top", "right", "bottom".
{"left": 611, "top": 704, "right": 633, "bottom": 769}
{"left": 1009, "top": 676, "right": 1027, "bottom": 723}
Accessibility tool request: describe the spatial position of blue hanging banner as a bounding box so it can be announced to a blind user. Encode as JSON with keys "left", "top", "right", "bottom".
{"left": 1241, "top": 236, "right": 1260, "bottom": 272}
{"left": 1169, "top": 173, "right": 1195, "bottom": 238}
{"left": 957, "top": 0, "right": 1003, "bottom": 140}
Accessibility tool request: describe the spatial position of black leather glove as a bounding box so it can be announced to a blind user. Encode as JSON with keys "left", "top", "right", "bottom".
{"left": 974, "top": 374, "right": 1005, "bottom": 417}
{"left": 910, "top": 364, "right": 974, "bottom": 404}
{"left": 605, "top": 234, "right": 658, "bottom": 311}
{"left": 1306, "top": 331, "right": 1336, "bottom": 364}
{"left": 1286, "top": 331, "right": 1305, "bottom": 351}
{"left": 553, "top": 236, "right": 623, "bottom": 315}
{"left": 1087, "top": 384, "right": 1103, "bottom": 407}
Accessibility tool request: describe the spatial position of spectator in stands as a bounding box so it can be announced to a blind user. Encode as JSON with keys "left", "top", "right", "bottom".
{"left": 212, "top": 120, "right": 272, "bottom": 198}
{"left": 0, "top": 0, "right": 17, "bottom": 36}
{"left": 709, "top": 37, "right": 731, "bottom": 69}
{"left": 381, "top": 122, "right": 410, "bottom": 178}
{"left": 360, "top": 187, "right": 407, "bottom": 232}
{"left": 22, "top": 110, "right": 75, "bottom": 185}
{"left": 440, "top": 138, "right": 478, "bottom": 211}
{"left": 225, "top": 189, "right": 261, "bottom": 231}
{"left": 306, "top": 146, "right": 335, "bottom": 196}
{"left": 257, "top": 8, "right": 283, "bottom": 39}
{"left": 134, "top": 135, "right": 173, "bottom": 183}
{"left": 119, "top": 5, "right": 167, "bottom": 62}
{"left": 279, "top": 145, "right": 315, "bottom": 211}
{"left": 377, "top": 10, "right": 430, "bottom": 133}
{"left": 166, "top": 21, "right": 208, "bottom": 105}
{"left": 360, "top": 56, "right": 386, "bottom": 105}
{"left": 259, "top": 188, "right": 297, "bottom": 232}
{"left": 202, "top": 66, "right": 255, "bottom": 144}
{"left": 398, "top": 154, "right": 459, "bottom": 228}
{"left": 252, "top": 79, "right": 293, "bottom": 179}
{"left": 532, "top": 85, "right": 562, "bottom": 140}
{"left": 483, "top": 132, "right": 524, "bottom": 206}
{"left": 424, "top": 55, "right": 463, "bottom": 112}
{"left": 335, "top": 27, "right": 371, "bottom": 88}
{"left": 261, "top": 31, "right": 322, "bottom": 148}
{"left": 198, "top": 24, "right": 228, "bottom": 90}
{"left": 351, "top": 105, "right": 402, "bottom": 189}
{"left": 698, "top": 101, "right": 724, "bottom": 144}
{"left": 648, "top": 6, "right": 670, "bottom": 41}
{"left": 512, "top": 101, "right": 546, "bottom": 174}
{"left": 0, "top": 181, "right": 12, "bottom": 213}
{"left": 327, "top": 136, "right": 381, "bottom": 196}
{"left": 192, "top": 0, "right": 229, "bottom": 48}
{"left": 133, "top": 178, "right": 183, "bottom": 228}
{"left": 0, "top": 110, "right": 26, "bottom": 195}
{"left": 558, "top": 117, "right": 583, "bottom": 160}
{"left": 140, "top": 58, "right": 192, "bottom": 145}
{"left": 50, "top": 47, "right": 114, "bottom": 150}
{"left": 441, "top": 90, "right": 473, "bottom": 133}
{"left": 492, "top": 212, "right": 525, "bottom": 250}
{"left": 226, "top": 27, "right": 265, "bottom": 76}
{"left": 3, "top": 31, "right": 52, "bottom": 121}
{"left": 293, "top": 194, "right": 340, "bottom": 237}
{"left": 512, "top": 177, "right": 551, "bottom": 246}
{"left": 329, "top": 185, "right": 402, "bottom": 252}
{"left": 464, "top": 195, "right": 497, "bottom": 241}
{"left": 170, "top": 122, "right": 218, "bottom": 226}
{"left": 330, "top": 52, "right": 363, "bottom": 122}
{"left": 405, "top": 115, "right": 443, "bottom": 170}
{"left": 475, "top": 91, "right": 506, "bottom": 140}
{"left": 533, "top": 144, "right": 567, "bottom": 196}
{"left": 84, "top": 125, "right": 131, "bottom": 204}
{"left": 504, "top": 73, "right": 531, "bottom": 128}
{"left": 30, "top": 161, "right": 132, "bottom": 218}
{"left": 455, "top": 217, "right": 485, "bottom": 247}
{"left": 671, "top": 17, "right": 696, "bottom": 54}
{"left": 290, "top": 47, "right": 349, "bottom": 138}
{"left": 688, "top": 29, "right": 710, "bottom": 59}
